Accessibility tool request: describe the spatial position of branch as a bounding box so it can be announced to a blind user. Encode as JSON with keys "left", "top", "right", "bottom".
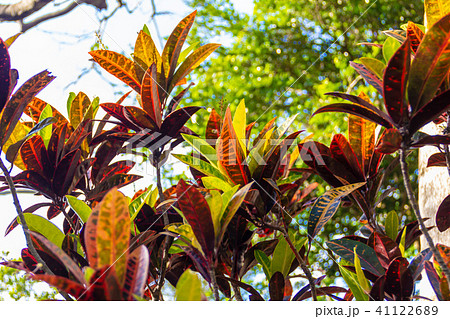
{"left": 0, "top": 0, "right": 52, "bottom": 21}
{"left": 21, "top": 1, "right": 78, "bottom": 32}
{"left": 0, "top": 157, "right": 73, "bottom": 301}
{"left": 399, "top": 146, "right": 450, "bottom": 286}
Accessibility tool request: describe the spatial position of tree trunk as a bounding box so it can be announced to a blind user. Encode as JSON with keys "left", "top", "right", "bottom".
{"left": 418, "top": 122, "right": 450, "bottom": 299}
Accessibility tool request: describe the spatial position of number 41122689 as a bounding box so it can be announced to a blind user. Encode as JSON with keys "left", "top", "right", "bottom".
{"left": 375, "top": 305, "right": 438, "bottom": 316}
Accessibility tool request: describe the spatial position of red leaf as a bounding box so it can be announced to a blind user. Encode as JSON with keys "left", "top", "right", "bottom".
{"left": 205, "top": 108, "right": 222, "bottom": 141}
{"left": 33, "top": 275, "right": 86, "bottom": 299}
{"left": 350, "top": 61, "right": 383, "bottom": 94}
{"left": 123, "top": 105, "right": 157, "bottom": 130}
{"left": 160, "top": 106, "right": 202, "bottom": 137}
{"left": 406, "top": 22, "right": 424, "bottom": 54}
{"left": 12, "top": 170, "right": 53, "bottom": 197}
{"left": 427, "top": 152, "right": 446, "bottom": 167}
{"left": 369, "top": 276, "right": 386, "bottom": 301}
{"left": 122, "top": 245, "right": 150, "bottom": 300}
{"left": 269, "top": 271, "right": 285, "bottom": 301}
{"left": 20, "top": 135, "right": 47, "bottom": 175}
{"left": 141, "top": 64, "right": 162, "bottom": 128}
{"left": 0, "top": 37, "right": 11, "bottom": 112}
{"left": 176, "top": 179, "right": 215, "bottom": 258}
{"left": 86, "top": 174, "right": 142, "bottom": 201}
{"left": 383, "top": 37, "right": 410, "bottom": 125}
{"left": 98, "top": 161, "right": 135, "bottom": 184}
{"left": 425, "top": 261, "right": 443, "bottom": 300}
{"left": 217, "top": 108, "right": 250, "bottom": 186}
{"left": 436, "top": 195, "right": 450, "bottom": 232}
{"left": 47, "top": 123, "right": 68, "bottom": 169}
{"left": 409, "top": 89, "right": 450, "bottom": 134}
{"left": 368, "top": 232, "right": 402, "bottom": 269}
{"left": 384, "top": 257, "right": 413, "bottom": 300}
{"left": 0, "top": 70, "right": 55, "bottom": 146}
{"left": 162, "top": 11, "right": 197, "bottom": 85}
{"left": 330, "top": 134, "right": 364, "bottom": 180}
{"left": 313, "top": 102, "right": 393, "bottom": 129}
{"left": 100, "top": 103, "right": 141, "bottom": 132}
{"left": 52, "top": 149, "right": 81, "bottom": 197}
{"left": 410, "top": 134, "right": 450, "bottom": 148}
{"left": 375, "top": 128, "right": 402, "bottom": 154}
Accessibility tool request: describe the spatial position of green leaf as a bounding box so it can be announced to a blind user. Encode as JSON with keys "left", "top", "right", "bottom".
{"left": 38, "top": 103, "right": 53, "bottom": 148}
{"left": 173, "top": 153, "right": 227, "bottom": 180}
{"left": 181, "top": 133, "right": 218, "bottom": 166}
{"left": 206, "top": 190, "right": 223, "bottom": 237}
{"left": 354, "top": 247, "right": 371, "bottom": 293}
{"left": 18, "top": 214, "right": 65, "bottom": 248}
{"left": 359, "top": 57, "right": 385, "bottom": 79}
{"left": 201, "top": 176, "right": 232, "bottom": 192}
{"left": 385, "top": 211, "right": 399, "bottom": 241}
{"left": 170, "top": 42, "right": 221, "bottom": 92}
{"left": 271, "top": 235, "right": 295, "bottom": 277}
{"left": 254, "top": 250, "right": 271, "bottom": 279}
{"left": 339, "top": 263, "right": 369, "bottom": 301}
{"left": 217, "top": 183, "right": 252, "bottom": 244}
{"left": 382, "top": 37, "right": 401, "bottom": 63}
{"left": 175, "top": 269, "right": 203, "bottom": 301}
{"left": 142, "top": 24, "right": 151, "bottom": 36}
{"left": 69, "top": 92, "right": 91, "bottom": 130}
{"left": 178, "top": 41, "right": 200, "bottom": 65}
{"left": 66, "top": 92, "right": 76, "bottom": 118}
{"left": 276, "top": 113, "right": 299, "bottom": 139}
{"left": 66, "top": 195, "right": 92, "bottom": 223}
{"left": 129, "top": 186, "right": 154, "bottom": 222}
{"left": 308, "top": 182, "right": 366, "bottom": 241}
{"left": 327, "top": 238, "right": 384, "bottom": 276}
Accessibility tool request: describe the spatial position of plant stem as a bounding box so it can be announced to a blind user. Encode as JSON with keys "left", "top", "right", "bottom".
{"left": 209, "top": 265, "right": 220, "bottom": 301}
{"left": 231, "top": 249, "right": 243, "bottom": 301}
{"left": 153, "top": 153, "right": 173, "bottom": 301}
{"left": 399, "top": 147, "right": 450, "bottom": 286}
{"left": 282, "top": 231, "right": 318, "bottom": 301}
{"left": 445, "top": 112, "right": 450, "bottom": 177}
{"left": 0, "top": 158, "right": 72, "bottom": 301}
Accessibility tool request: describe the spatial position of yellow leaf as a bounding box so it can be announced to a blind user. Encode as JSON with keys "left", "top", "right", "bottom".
{"left": 232, "top": 99, "right": 247, "bottom": 155}
{"left": 85, "top": 188, "right": 130, "bottom": 286}
{"left": 425, "top": 0, "right": 450, "bottom": 31}
{"left": 3, "top": 122, "right": 30, "bottom": 170}
{"left": 354, "top": 247, "right": 371, "bottom": 293}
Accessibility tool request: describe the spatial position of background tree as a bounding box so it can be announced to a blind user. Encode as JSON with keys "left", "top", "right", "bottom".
{"left": 185, "top": 0, "right": 423, "bottom": 139}
{"left": 181, "top": 0, "right": 423, "bottom": 279}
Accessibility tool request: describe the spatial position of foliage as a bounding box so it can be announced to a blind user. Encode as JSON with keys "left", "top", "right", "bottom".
{"left": 0, "top": 3, "right": 450, "bottom": 302}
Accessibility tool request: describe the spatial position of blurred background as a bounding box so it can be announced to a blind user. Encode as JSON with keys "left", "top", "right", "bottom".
{"left": 0, "top": 0, "right": 424, "bottom": 299}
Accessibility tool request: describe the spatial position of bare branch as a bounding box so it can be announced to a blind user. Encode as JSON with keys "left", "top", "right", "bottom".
{"left": 0, "top": 0, "right": 53, "bottom": 21}
{"left": 21, "top": 1, "right": 78, "bottom": 32}
{"left": 1, "top": 0, "right": 108, "bottom": 33}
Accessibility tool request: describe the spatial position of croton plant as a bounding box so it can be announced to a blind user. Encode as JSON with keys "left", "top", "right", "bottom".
{"left": 0, "top": 5, "right": 450, "bottom": 301}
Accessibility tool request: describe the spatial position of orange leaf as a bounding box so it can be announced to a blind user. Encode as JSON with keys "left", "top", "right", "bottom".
{"left": 161, "top": 11, "right": 197, "bottom": 81}
{"left": 141, "top": 64, "right": 162, "bottom": 127}
{"left": 89, "top": 50, "right": 141, "bottom": 92}
{"left": 217, "top": 108, "right": 250, "bottom": 186}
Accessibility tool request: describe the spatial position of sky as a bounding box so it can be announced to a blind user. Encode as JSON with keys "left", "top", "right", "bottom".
{"left": 0, "top": 0, "right": 254, "bottom": 259}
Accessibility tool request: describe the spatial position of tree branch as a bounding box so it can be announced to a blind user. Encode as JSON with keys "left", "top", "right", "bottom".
{"left": 0, "top": 157, "right": 73, "bottom": 301}
{"left": 21, "top": 1, "right": 78, "bottom": 32}
{"left": 1, "top": 0, "right": 108, "bottom": 32}
{"left": 0, "top": 0, "right": 52, "bottom": 21}
{"left": 399, "top": 146, "right": 450, "bottom": 286}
